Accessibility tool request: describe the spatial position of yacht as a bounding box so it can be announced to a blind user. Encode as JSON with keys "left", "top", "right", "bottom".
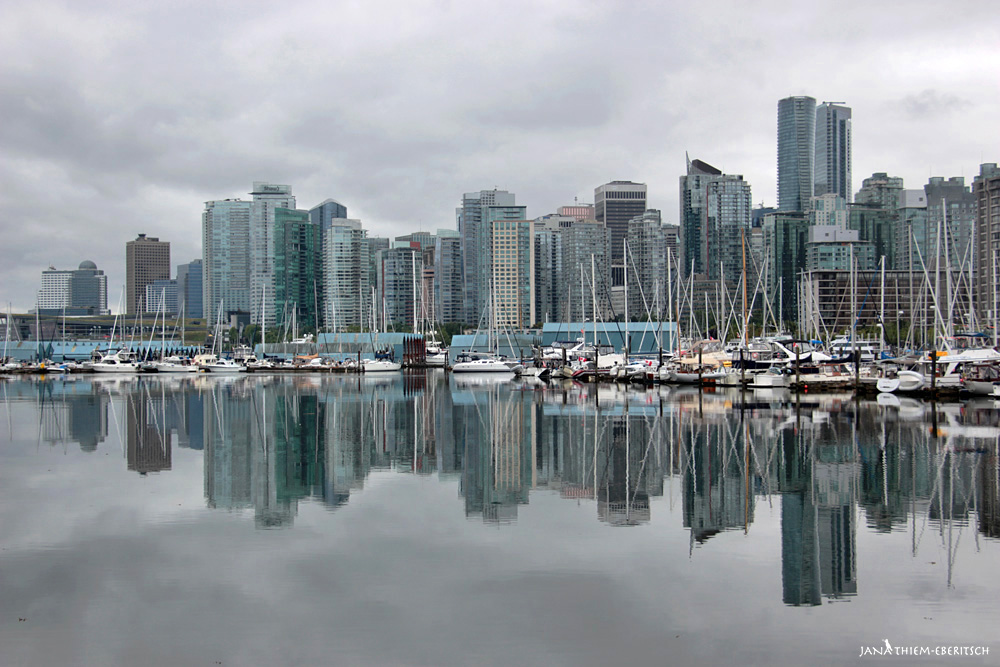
{"left": 451, "top": 355, "right": 514, "bottom": 373}
{"left": 362, "top": 359, "right": 402, "bottom": 372}
{"left": 195, "top": 354, "right": 246, "bottom": 373}
{"left": 92, "top": 349, "right": 141, "bottom": 373}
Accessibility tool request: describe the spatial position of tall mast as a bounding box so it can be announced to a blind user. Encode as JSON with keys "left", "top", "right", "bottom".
{"left": 624, "top": 239, "right": 629, "bottom": 354}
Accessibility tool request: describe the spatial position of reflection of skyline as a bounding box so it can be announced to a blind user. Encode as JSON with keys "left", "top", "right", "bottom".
{"left": 9, "top": 376, "right": 1000, "bottom": 594}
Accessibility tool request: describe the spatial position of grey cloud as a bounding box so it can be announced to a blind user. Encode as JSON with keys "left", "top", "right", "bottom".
{"left": 897, "top": 89, "right": 972, "bottom": 119}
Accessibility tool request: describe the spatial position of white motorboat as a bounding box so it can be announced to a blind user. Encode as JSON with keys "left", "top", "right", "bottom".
{"left": 149, "top": 356, "right": 197, "bottom": 373}
{"left": 196, "top": 354, "right": 246, "bottom": 373}
{"left": 876, "top": 369, "right": 925, "bottom": 394}
{"left": 752, "top": 366, "right": 789, "bottom": 388}
{"left": 92, "top": 350, "right": 141, "bottom": 373}
{"left": 451, "top": 357, "right": 514, "bottom": 373}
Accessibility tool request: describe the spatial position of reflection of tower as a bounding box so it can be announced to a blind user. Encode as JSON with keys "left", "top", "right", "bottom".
{"left": 814, "top": 444, "right": 858, "bottom": 600}
{"left": 598, "top": 416, "right": 651, "bottom": 527}
{"left": 779, "top": 431, "right": 859, "bottom": 606}
{"left": 778, "top": 430, "right": 820, "bottom": 606}
{"left": 125, "top": 391, "right": 171, "bottom": 474}
{"left": 682, "top": 422, "right": 753, "bottom": 541}
{"left": 204, "top": 382, "right": 254, "bottom": 511}
{"left": 461, "top": 388, "right": 531, "bottom": 523}
{"left": 978, "top": 447, "right": 1000, "bottom": 539}
{"left": 68, "top": 392, "right": 109, "bottom": 452}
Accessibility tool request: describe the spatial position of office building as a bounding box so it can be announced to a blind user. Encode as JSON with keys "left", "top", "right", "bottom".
{"left": 249, "top": 182, "right": 295, "bottom": 327}
{"left": 145, "top": 279, "right": 179, "bottom": 315}
{"left": 308, "top": 198, "right": 348, "bottom": 229}
{"left": 202, "top": 198, "right": 252, "bottom": 327}
{"left": 974, "top": 163, "right": 1000, "bottom": 323}
{"left": 376, "top": 243, "right": 421, "bottom": 329}
{"left": 273, "top": 208, "right": 322, "bottom": 331}
{"left": 805, "top": 227, "right": 874, "bottom": 272}
{"left": 35, "top": 261, "right": 109, "bottom": 315}
{"left": 706, "top": 176, "right": 753, "bottom": 283}
{"left": 126, "top": 234, "right": 170, "bottom": 315}
{"left": 321, "top": 219, "right": 368, "bottom": 331}
{"left": 924, "top": 176, "right": 976, "bottom": 271}
{"left": 559, "top": 204, "right": 595, "bottom": 221}
{"left": 763, "top": 211, "right": 809, "bottom": 325}
{"left": 856, "top": 172, "right": 904, "bottom": 211}
{"left": 595, "top": 181, "right": 647, "bottom": 263}
{"left": 894, "top": 190, "right": 929, "bottom": 273}
{"left": 533, "top": 220, "right": 563, "bottom": 325}
{"left": 176, "top": 259, "right": 203, "bottom": 319}
{"left": 777, "top": 96, "right": 817, "bottom": 212}
{"left": 814, "top": 102, "right": 852, "bottom": 201}
{"left": 626, "top": 210, "right": 668, "bottom": 320}
{"left": 561, "top": 221, "right": 611, "bottom": 322}
{"left": 433, "top": 230, "right": 464, "bottom": 325}
{"left": 490, "top": 219, "right": 534, "bottom": 329}
{"left": 458, "top": 190, "right": 526, "bottom": 324}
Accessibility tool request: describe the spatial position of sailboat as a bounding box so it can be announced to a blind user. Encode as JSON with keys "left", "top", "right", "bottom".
{"left": 196, "top": 301, "right": 246, "bottom": 373}
{"left": 93, "top": 289, "right": 141, "bottom": 373}
{"left": 362, "top": 289, "right": 401, "bottom": 372}
{"left": 149, "top": 295, "right": 196, "bottom": 373}
{"left": 451, "top": 289, "right": 513, "bottom": 374}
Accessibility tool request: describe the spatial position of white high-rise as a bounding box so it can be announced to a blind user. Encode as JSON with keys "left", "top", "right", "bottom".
{"left": 249, "top": 182, "right": 295, "bottom": 326}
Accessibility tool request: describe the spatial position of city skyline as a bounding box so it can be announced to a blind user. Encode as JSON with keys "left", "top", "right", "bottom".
{"left": 1, "top": 1, "right": 996, "bottom": 311}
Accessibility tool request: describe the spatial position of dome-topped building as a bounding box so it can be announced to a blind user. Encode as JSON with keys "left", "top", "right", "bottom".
{"left": 79, "top": 260, "right": 98, "bottom": 270}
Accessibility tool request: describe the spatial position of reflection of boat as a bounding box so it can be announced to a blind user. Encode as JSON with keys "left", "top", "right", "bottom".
{"left": 451, "top": 372, "right": 514, "bottom": 387}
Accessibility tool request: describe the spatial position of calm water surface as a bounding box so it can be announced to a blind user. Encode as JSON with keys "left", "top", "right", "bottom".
{"left": 1, "top": 372, "right": 998, "bottom": 666}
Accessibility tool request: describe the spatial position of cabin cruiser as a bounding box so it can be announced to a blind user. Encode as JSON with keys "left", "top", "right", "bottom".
{"left": 92, "top": 349, "right": 141, "bottom": 373}
{"left": 195, "top": 354, "right": 246, "bottom": 373}
{"left": 362, "top": 359, "right": 402, "bottom": 372}
{"left": 450, "top": 353, "right": 514, "bottom": 374}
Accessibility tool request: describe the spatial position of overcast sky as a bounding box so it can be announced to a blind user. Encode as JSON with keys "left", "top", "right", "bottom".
{"left": 1, "top": 0, "right": 997, "bottom": 312}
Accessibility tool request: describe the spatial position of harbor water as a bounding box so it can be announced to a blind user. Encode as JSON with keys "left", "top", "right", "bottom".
{"left": 0, "top": 372, "right": 998, "bottom": 665}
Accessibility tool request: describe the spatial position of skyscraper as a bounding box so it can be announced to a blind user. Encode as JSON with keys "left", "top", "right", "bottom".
{"left": 249, "top": 182, "right": 295, "bottom": 327}
{"left": 974, "top": 163, "right": 1000, "bottom": 323}
{"left": 203, "top": 199, "right": 252, "bottom": 327}
{"left": 176, "top": 259, "right": 203, "bottom": 319}
{"left": 308, "top": 198, "right": 348, "bottom": 229}
{"left": 458, "top": 190, "right": 525, "bottom": 324}
{"left": 679, "top": 159, "right": 751, "bottom": 281}
{"left": 433, "top": 230, "right": 464, "bottom": 325}
{"left": 322, "top": 219, "right": 368, "bottom": 331}
{"left": 855, "top": 172, "right": 904, "bottom": 211}
{"left": 273, "top": 208, "right": 322, "bottom": 330}
{"left": 777, "top": 96, "right": 817, "bottom": 212}
{"left": 490, "top": 218, "right": 534, "bottom": 328}
{"left": 594, "top": 181, "right": 647, "bottom": 262}
{"left": 626, "top": 210, "right": 668, "bottom": 319}
{"left": 814, "top": 102, "right": 852, "bottom": 201}
{"left": 126, "top": 234, "right": 170, "bottom": 315}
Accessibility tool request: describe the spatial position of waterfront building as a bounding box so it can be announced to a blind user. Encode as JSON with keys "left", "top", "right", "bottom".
{"left": 626, "top": 210, "right": 668, "bottom": 320}
{"left": 777, "top": 95, "right": 817, "bottom": 212}
{"left": 176, "top": 259, "right": 203, "bottom": 319}
{"left": 202, "top": 198, "right": 252, "bottom": 327}
{"left": 856, "top": 172, "right": 904, "bottom": 211}
{"left": 595, "top": 181, "right": 647, "bottom": 264}
{"left": 376, "top": 243, "right": 421, "bottom": 329}
{"left": 974, "top": 163, "right": 1000, "bottom": 324}
{"left": 395, "top": 232, "right": 436, "bottom": 251}
{"left": 894, "top": 190, "right": 929, "bottom": 273}
{"left": 706, "top": 176, "right": 753, "bottom": 283}
{"left": 249, "top": 182, "right": 295, "bottom": 327}
{"left": 808, "top": 194, "right": 849, "bottom": 228}
{"left": 805, "top": 227, "right": 874, "bottom": 272}
{"left": 924, "top": 176, "right": 976, "bottom": 272}
{"left": 799, "top": 268, "right": 970, "bottom": 342}
{"left": 322, "top": 219, "right": 368, "bottom": 331}
{"left": 679, "top": 158, "right": 720, "bottom": 277}
{"left": 145, "top": 279, "right": 179, "bottom": 316}
{"left": 126, "top": 234, "right": 170, "bottom": 315}
{"left": 561, "top": 221, "right": 611, "bottom": 322}
{"left": 814, "top": 102, "right": 852, "bottom": 201}
{"left": 35, "top": 261, "right": 109, "bottom": 315}
{"left": 458, "top": 190, "right": 525, "bottom": 324}
{"left": 847, "top": 204, "right": 896, "bottom": 270}
{"left": 763, "top": 211, "right": 809, "bottom": 326}
{"left": 433, "top": 230, "right": 464, "bottom": 325}
{"left": 532, "top": 219, "right": 563, "bottom": 325}
{"left": 490, "top": 219, "right": 534, "bottom": 329}
{"left": 308, "top": 198, "right": 347, "bottom": 229}
{"left": 273, "top": 208, "right": 322, "bottom": 331}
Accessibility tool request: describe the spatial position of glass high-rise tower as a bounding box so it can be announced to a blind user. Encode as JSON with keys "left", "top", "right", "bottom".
{"left": 777, "top": 96, "right": 816, "bottom": 212}
{"left": 814, "top": 102, "right": 852, "bottom": 202}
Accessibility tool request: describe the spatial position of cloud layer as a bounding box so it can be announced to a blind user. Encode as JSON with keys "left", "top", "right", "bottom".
{"left": 1, "top": 0, "right": 997, "bottom": 311}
